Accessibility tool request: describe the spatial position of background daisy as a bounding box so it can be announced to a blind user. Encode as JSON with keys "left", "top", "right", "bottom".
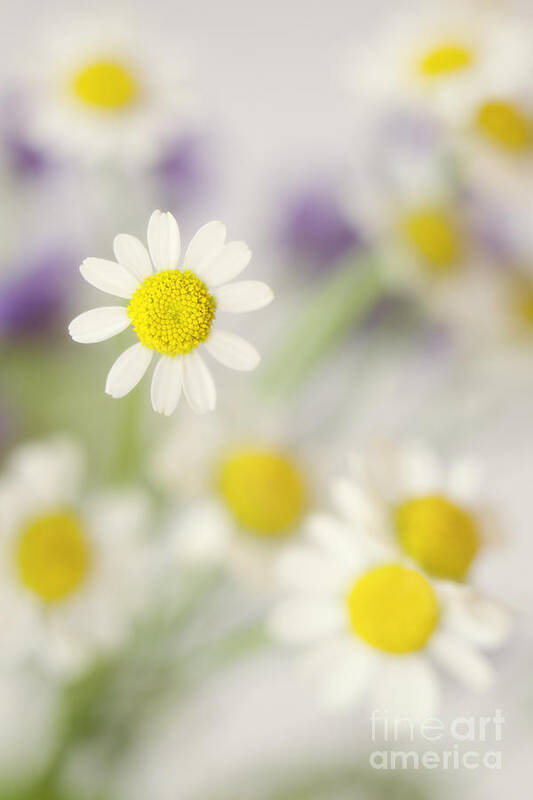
{"left": 0, "top": 436, "right": 153, "bottom": 675}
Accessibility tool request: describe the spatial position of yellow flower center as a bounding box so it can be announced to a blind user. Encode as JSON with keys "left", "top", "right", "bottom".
{"left": 418, "top": 42, "right": 474, "bottom": 77}
{"left": 16, "top": 511, "right": 91, "bottom": 603}
{"left": 218, "top": 449, "right": 307, "bottom": 536}
{"left": 394, "top": 495, "right": 479, "bottom": 580}
{"left": 71, "top": 59, "right": 139, "bottom": 110}
{"left": 347, "top": 564, "right": 439, "bottom": 654}
{"left": 402, "top": 208, "right": 460, "bottom": 272}
{"left": 128, "top": 270, "right": 216, "bottom": 356}
{"left": 475, "top": 101, "right": 533, "bottom": 154}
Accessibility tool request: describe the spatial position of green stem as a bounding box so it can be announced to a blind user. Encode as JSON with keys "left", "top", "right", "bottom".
{"left": 259, "top": 255, "right": 384, "bottom": 398}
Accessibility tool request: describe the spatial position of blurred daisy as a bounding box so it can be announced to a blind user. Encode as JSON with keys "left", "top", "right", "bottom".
{"left": 332, "top": 441, "right": 496, "bottom": 582}
{"left": 19, "top": 16, "right": 190, "bottom": 165}
{"left": 69, "top": 210, "right": 273, "bottom": 415}
{"left": 153, "top": 410, "right": 313, "bottom": 585}
{"left": 347, "top": 8, "right": 531, "bottom": 128}
{"left": 348, "top": 141, "right": 473, "bottom": 299}
{"left": 269, "top": 511, "right": 510, "bottom": 717}
{"left": 0, "top": 437, "right": 152, "bottom": 675}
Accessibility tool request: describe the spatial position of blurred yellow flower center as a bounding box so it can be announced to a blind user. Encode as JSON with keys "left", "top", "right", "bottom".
{"left": 402, "top": 208, "right": 459, "bottom": 272}
{"left": 394, "top": 495, "right": 479, "bottom": 580}
{"left": 128, "top": 270, "right": 216, "bottom": 356}
{"left": 347, "top": 564, "right": 439, "bottom": 654}
{"left": 16, "top": 511, "right": 90, "bottom": 603}
{"left": 475, "top": 101, "right": 533, "bottom": 154}
{"left": 71, "top": 60, "right": 138, "bottom": 110}
{"left": 418, "top": 43, "right": 473, "bottom": 77}
{"left": 218, "top": 449, "right": 307, "bottom": 536}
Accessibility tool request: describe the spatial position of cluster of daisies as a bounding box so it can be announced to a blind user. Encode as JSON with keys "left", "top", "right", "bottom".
{"left": 334, "top": 5, "right": 533, "bottom": 347}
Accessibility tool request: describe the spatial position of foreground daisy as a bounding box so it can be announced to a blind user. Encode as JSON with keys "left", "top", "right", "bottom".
{"left": 331, "top": 441, "right": 496, "bottom": 582}
{"left": 69, "top": 211, "right": 273, "bottom": 415}
{"left": 0, "top": 437, "right": 152, "bottom": 674}
{"left": 269, "top": 512, "right": 510, "bottom": 717}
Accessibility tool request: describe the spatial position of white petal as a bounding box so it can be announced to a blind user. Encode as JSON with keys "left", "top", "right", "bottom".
{"left": 276, "top": 545, "right": 351, "bottom": 594}
{"left": 150, "top": 356, "right": 183, "bottom": 416}
{"left": 147, "top": 210, "right": 181, "bottom": 271}
{"left": 372, "top": 657, "right": 440, "bottom": 722}
{"left": 105, "top": 343, "right": 153, "bottom": 399}
{"left": 204, "top": 330, "right": 260, "bottom": 371}
{"left": 183, "top": 220, "right": 226, "bottom": 272}
{"left": 8, "top": 436, "right": 84, "bottom": 510}
{"left": 213, "top": 281, "right": 274, "bottom": 312}
{"left": 442, "top": 588, "right": 511, "bottom": 650}
{"left": 170, "top": 502, "right": 232, "bottom": 564}
{"left": 268, "top": 598, "right": 345, "bottom": 644}
{"left": 320, "top": 642, "right": 376, "bottom": 710}
{"left": 447, "top": 458, "right": 483, "bottom": 505}
{"left": 399, "top": 442, "right": 443, "bottom": 496}
{"left": 331, "top": 477, "right": 384, "bottom": 528}
{"left": 198, "top": 241, "right": 252, "bottom": 288}
{"left": 113, "top": 234, "right": 152, "bottom": 282}
{"left": 430, "top": 631, "right": 495, "bottom": 692}
{"left": 80, "top": 258, "right": 140, "bottom": 299}
{"left": 182, "top": 351, "right": 216, "bottom": 413}
{"left": 68, "top": 307, "right": 130, "bottom": 343}
{"left": 306, "top": 512, "right": 364, "bottom": 570}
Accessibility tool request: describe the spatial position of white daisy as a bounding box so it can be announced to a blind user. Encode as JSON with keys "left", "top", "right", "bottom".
{"left": 269, "top": 513, "right": 510, "bottom": 718}
{"left": 156, "top": 412, "right": 313, "bottom": 587}
{"left": 346, "top": 7, "right": 532, "bottom": 129}
{"left": 68, "top": 210, "right": 273, "bottom": 415}
{"left": 18, "top": 15, "right": 191, "bottom": 166}
{"left": 0, "top": 436, "right": 152, "bottom": 675}
{"left": 331, "top": 440, "right": 497, "bottom": 583}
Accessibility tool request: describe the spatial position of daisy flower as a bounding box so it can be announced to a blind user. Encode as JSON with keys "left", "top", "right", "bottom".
{"left": 18, "top": 16, "right": 191, "bottom": 165}
{"left": 269, "top": 503, "right": 510, "bottom": 717}
{"left": 152, "top": 409, "right": 314, "bottom": 586}
{"left": 331, "top": 440, "right": 496, "bottom": 582}
{"left": 0, "top": 436, "right": 152, "bottom": 675}
{"left": 346, "top": 7, "right": 532, "bottom": 129}
{"left": 68, "top": 210, "right": 273, "bottom": 415}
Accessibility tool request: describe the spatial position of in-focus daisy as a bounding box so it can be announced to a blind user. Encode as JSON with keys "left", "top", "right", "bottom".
{"left": 18, "top": 16, "right": 191, "bottom": 165}
{"left": 346, "top": 8, "right": 532, "bottom": 128}
{"left": 0, "top": 437, "right": 152, "bottom": 675}
{"left": 331, "top": 440, "right": 496, "bottom": 582}
{"left": 68, "top": 210, "right": 273, "bottom": 415}
{"left": 270, "top": 500, "right": 510, "bottom": 717}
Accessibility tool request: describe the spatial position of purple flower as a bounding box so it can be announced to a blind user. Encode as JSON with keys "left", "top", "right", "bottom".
{"left": 0, "top": 249, "right": 74, "bottom": 340}
{"left": 279, "top": 181, "right": 360, "bottom": 271}
{"left": 154, "top": 134, "right": 211, "bottom": 210}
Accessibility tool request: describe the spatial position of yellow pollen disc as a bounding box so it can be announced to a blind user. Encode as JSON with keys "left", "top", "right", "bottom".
{"left": 71, "top": 59, "right": 138, "bottom": 110}
{"left": 402, "top": 208, "right": 460, "bottom": 272}
{"left": 16, "top": 511, "right": 90, "bottom": 603}
{"left": 418, "top": 42, "right": 473, "bottom": 77}
{"left": 394, "top": 495, "right": 479, "bottom": 581}
{"left": 475, "top": 100, "right": 533, "bottom": 154}
{"left": 347, "top": 564, "right": 439, "bottom": 654}
{"left": 218, "top": 449, "right": 307, "bottom": 536}
{"left": 128, "top": 270, "right": 216, "bottom": 356}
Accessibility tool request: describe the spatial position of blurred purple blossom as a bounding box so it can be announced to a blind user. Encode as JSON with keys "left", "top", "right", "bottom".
{"left": 279, "top": 181, "right": 361, "bottom": 271}
{"left": 0, "top": 249, "right": 74, "bottom": 340}
{"left": 154, "top": 134, "right": 212, "bottom": 210}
